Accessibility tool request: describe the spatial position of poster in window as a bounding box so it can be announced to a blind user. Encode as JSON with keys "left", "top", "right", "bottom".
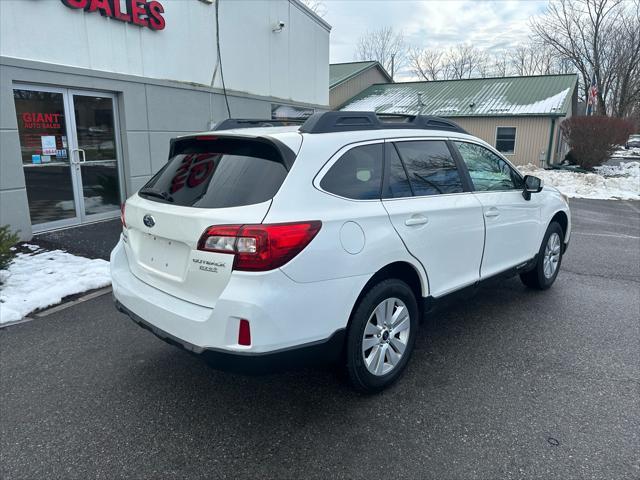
{"left": 41, "top": 135, "right": 57, "bottom": 155}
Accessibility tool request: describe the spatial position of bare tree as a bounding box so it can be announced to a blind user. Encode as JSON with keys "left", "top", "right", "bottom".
{"left": 409, "top": 45, "right": 507, "bottom": 80}
{"left": 444, "top": 44, "right": 487, "bottom": 79}
{"left": 354, "top": 27, "right": 406, "bottom": 80}
{"left": 474, "top": 51, "right": 492, "bottom": 78}
{"left": 489, "top": 52, "right": 511, "bottom": 77}
{"left": 409, "top": 47, "right": 445, "bottom": 80}
{"left": 531, "top": 0, "right": 640, "bottom": 116}
{"left": 607, "top": 1, "right": 640, "bottom": 117}
{"left": 510, "top": 42, "right": 576, "bottom": 77}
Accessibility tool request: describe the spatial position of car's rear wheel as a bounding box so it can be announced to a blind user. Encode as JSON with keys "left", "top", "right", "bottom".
{"left": 345, "top": 279, "right": 418, "bottom": 393}
{"left": 520, "top": 221, "right": 564, "bottom": 290}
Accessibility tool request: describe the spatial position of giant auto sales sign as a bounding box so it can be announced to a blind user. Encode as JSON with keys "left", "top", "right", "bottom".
{"left": 61, "top": 0, "right": 166, "bottom": 30}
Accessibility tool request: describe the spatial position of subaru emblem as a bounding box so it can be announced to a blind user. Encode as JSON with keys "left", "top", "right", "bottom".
{"left": 143, "top": 214, "right": 155, "bottom": 228}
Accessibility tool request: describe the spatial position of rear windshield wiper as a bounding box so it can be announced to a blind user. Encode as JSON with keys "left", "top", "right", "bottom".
{"left": 139, "top": 187, "right": 174, "bottom": 203}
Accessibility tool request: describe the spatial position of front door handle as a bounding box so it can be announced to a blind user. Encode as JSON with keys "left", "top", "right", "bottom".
{"left": 70, "top": 148, "right": 86, "bottom": 166}
{"left": 405, "top": 215, "right": 429, "bottom": 226}
{"left": 70, "top": 148, "right": 79, "bottom": 165}
{"left": 484, "top": 208, "right": 500, "bottom": 218}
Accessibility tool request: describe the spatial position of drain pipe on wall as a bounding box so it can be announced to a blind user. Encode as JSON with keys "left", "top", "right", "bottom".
{"left": 546, "top": 117, "right": 557, "bottom": 167}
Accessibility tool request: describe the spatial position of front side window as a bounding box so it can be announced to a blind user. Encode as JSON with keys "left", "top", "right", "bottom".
{"left": 496, "top": 127, "right": 516, "bottom": 154}
{"left": 320, "top": 143, "right": 383, "bottom": 200}
{"left": 454, "top": 141, "right": 523, "bottom": 192}
{"left": 394, "top": 140, "right": 464, "bottom": 196}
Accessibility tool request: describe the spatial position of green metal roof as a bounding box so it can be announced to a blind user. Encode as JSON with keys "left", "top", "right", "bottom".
{"left": 330, "top": 61, "right": 392, "bottom": 89}
{"left": 340, "top": 74, "right": 578, "bottom": 117}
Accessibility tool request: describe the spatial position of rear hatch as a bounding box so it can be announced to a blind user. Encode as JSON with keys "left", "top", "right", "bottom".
{"left": 122, "top": 134, "right": 296, "bottom": 308}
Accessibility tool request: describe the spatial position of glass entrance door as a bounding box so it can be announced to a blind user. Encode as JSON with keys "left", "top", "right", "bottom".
{"left": 14, "top": 88, "right": 80, "bottom": 229}
{"left": 69, "top": 92, "right": 122, "bottom": 221}
{"left": 14, "top": 86, "right": 123, "bottom": 232}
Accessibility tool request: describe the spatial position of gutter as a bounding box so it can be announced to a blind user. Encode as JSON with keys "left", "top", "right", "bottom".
{"left": 546, "top": 117, "right": 557, "bottom": 166}
{"left": 330, "top": 63, "right": 393, "bottom": 90}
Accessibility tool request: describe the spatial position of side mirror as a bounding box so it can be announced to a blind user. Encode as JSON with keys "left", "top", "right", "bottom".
{"left": 522, "top": 175, "right": 543, "bottom": 201}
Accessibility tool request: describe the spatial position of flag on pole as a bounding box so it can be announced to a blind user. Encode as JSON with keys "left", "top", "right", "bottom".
{"left": 586, "top": 74, "right": 598, "bottom": 116}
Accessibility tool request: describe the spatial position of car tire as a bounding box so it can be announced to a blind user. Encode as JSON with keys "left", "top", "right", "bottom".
{"left": 345, "top": 279, "right": 418, "bottom": 393}
{"left": 520, "top": 221, "right": 564, "bottom": 290}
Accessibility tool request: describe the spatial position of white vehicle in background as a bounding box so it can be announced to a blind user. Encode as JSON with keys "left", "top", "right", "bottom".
{"left": 111, "top": 112, "right": 571, "bottom": 392}
{"left": 625, "top": 134, "right": 640, "bottom": 149}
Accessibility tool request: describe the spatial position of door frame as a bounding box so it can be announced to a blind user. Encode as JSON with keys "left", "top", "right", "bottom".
{"left": 15, "top": 83, "right": 125, "bottom": 233}
{"left": 15, "top": 83, "right": 83, "bottom": 233}
{"left": 67, "top": 88, "right": 125, "bottom": 224}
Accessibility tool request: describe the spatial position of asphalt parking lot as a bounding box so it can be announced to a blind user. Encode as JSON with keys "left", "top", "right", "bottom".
{"left": 1, "top": 199, "right": 638, "bottom": 479}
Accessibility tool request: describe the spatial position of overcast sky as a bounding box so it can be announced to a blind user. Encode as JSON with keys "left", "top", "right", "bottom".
{"left": 322, "top": 0, "right": 549, "bottom": 78}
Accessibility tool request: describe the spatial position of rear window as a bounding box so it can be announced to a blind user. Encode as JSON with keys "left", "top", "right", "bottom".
{"left": 139, "top": 137, "right": 288, "bottom": 208}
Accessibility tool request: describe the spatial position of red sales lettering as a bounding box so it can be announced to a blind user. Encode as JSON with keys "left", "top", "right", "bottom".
{"left": 60, "top": 0, "right": 165, "bottom": 31}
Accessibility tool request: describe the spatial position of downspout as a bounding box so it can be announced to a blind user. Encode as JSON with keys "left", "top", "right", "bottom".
{"left": 545, "top": 117, "right": 557, "bottom": 167}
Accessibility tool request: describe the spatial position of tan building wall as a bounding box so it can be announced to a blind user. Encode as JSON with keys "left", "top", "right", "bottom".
{"left": 450, "top": 116, "right": 563, "bottom": 167}
{"left": 330, "top": 68, "right": 390, "bottom": 110}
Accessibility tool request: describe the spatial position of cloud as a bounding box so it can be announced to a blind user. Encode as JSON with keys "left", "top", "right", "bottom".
{"left": 325, "top": 0, "right": 549, "bottom": 77}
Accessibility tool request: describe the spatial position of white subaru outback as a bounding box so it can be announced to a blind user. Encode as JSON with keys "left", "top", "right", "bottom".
{"left": 111, "top": 112, "right": 571, "bottom": 392}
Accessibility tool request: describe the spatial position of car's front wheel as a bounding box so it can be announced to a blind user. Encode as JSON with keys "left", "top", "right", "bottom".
{"left": 345, "top": 279, "right": 418, "bottom": 393}
{"left": 520, "top": 221, "right": 564, "bottom": 290}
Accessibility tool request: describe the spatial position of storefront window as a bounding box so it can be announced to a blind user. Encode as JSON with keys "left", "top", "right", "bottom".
{"left": 14, "top": 89, "right": 77, "bottom": 225}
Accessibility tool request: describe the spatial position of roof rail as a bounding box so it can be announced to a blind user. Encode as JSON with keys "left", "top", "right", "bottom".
{"left": 299, "top": 111, "right": 468, "bottom": 134}
{"left": 213, "top": 118, "right": 305, "bottom": 131}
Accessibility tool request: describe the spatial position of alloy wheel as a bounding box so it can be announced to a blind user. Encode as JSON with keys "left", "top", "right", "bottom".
{"left": 362, "top": 297, "right": 411, "bottom": 376}
{"left": 543, "top": 232, "right": 561, "bottom": 279}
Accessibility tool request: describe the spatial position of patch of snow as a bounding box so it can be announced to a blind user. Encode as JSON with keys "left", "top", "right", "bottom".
{"left": 513, "top": 88, "right": 571, "bottom": 115}
{"left": 594, "top": 161, "right": 640, "bottom": 178}
{"left": 612, "top": 146, "right": 640, "bottom": 158}
{"left": 0, "top": 246, "right": 110, "bottom": 324}
{"left": 342, "top": 82, "right": 572, "bottom": 117}
{"left": 518, "top": 162, "right": 640, "bottom": 200}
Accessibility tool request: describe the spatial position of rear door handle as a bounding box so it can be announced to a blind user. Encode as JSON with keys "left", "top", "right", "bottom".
{"left": 484, "top": 208, "right": 500, "bottom": 218}
{"left": 405, "top": 215, "right": 429, "bottom": 226}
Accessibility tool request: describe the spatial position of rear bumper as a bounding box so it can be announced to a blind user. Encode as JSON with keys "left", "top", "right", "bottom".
{"left": 110, "top": 238, "right": 368, "bottom": 370}
{"left": 115, "top": 299, "right": 345, "bottom": 374}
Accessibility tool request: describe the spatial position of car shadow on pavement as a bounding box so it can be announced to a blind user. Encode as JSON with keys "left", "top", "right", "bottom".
{"left": 108, "top": 274, "right": 547, "bottom": 420}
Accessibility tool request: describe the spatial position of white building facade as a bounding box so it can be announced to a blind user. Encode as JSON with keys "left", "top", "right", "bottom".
{"left": 0, "top": 0, "right": 330, "bottom": 238}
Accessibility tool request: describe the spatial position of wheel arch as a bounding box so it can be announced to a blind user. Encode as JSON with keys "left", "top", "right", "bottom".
{"left": 550, "top": 210, "right": 569, "bottom": 239}
{"left": 348, "top": 261, "right": 426, "bottom": 327}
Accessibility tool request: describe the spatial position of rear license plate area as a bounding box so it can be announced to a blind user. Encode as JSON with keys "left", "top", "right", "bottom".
{"left": 137, "top": 233, "right": 189, "bottom": 277}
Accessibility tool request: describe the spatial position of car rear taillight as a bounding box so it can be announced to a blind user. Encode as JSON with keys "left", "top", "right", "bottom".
{"left": 198, "top": 221, "right": 322, "bottom": 271}
{"left": 120, "top": 203, "right": 127, "bottom": 229}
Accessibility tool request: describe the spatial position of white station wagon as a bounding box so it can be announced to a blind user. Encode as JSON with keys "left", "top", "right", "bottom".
{"left": 112, "top": 112, "right": 571, "bottom": 392}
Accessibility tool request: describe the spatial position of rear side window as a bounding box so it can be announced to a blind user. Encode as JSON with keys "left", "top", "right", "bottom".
{"left": 383, "top": 143, "right": 413, "bottom": 198}
{"left": 320, "top": 143, "right": 383, "bottom": 200}
{"left": 139, "top": 137, "right": 288, "bottom": 208}
{"left": 394, "top": 141, "right": 464, "bottom": 196}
